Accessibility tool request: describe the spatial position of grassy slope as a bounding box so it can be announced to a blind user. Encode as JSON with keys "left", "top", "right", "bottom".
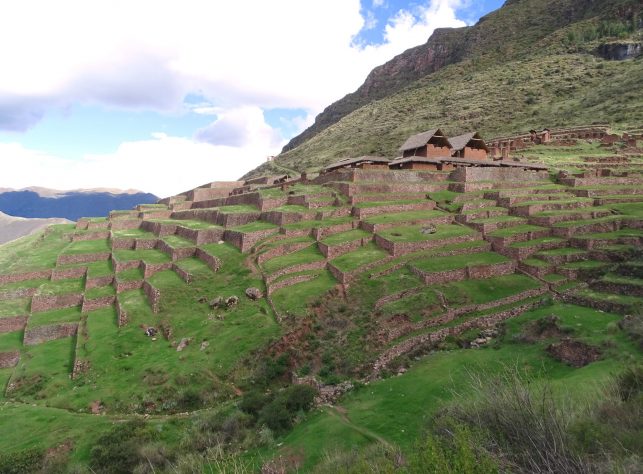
{"left": 254, "top": 303, "right": 637, "bottom": 470}
{"left": 258, "top": 53, "right": 643, "bottom": 174}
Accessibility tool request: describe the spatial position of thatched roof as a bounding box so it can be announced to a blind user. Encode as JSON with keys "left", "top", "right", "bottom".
{"left": 449, "top": 132, "right": 489, "bottom": 152}
{"left": 399, "top": 129, "right": 450, "bottom": 152}
{"left": 324, "top": 156, "right": 390, "bottom": 172}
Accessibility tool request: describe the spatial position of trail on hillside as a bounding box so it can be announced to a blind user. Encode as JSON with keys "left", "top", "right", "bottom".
{"left": 325, "top": 405, "right": 393, "bottom": 449}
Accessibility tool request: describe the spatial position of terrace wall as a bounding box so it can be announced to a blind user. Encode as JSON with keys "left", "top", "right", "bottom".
{"left": 374, "top": 233, "right": 477, "bottom": 257}
{"left": 0, "top": 270, "right": 52, "bottom": 285}
{"left": 449, "top": 167, "right": 548, "bottom": 183}
{"left": 265, "top": 260, "right": 327, "bottom": 284}
{"left": 51, "top": 266, "right": 87, "bottom": 280}
{"left": 72, "top": 231, "right": 110, "bottom": 242}
{"left": 0, "top": 351, "right": 20, "bottom": 368}
{"left": 30, "top": 293, "right": 83, "bottom": 313}
{"left": 171, "top": 263, "right": 193, "bottom": 283}
{"left": 224, "top": 228, "right": 279, "bottom": 253}
{"left": 256, "top": 242, "right": 313, "bottom": 266}
{"left": 143, "top": 281, "right": 161, "bottom": 313}
{"left": 24, "top": 322, "right": 78, "bottom": 345}
{"left": 175, "top": 226, "right": 224, "bottom": 245}
{"left": 0, "top": 287, "right": 37, "bottom": 300}
{"left": 352, "top": 201, "right": 436, "bottom": 219}
{"left": 141, "top": 261, "right": 173, "bottom": 278}
{"left": 195, "top": 248, "right": 222, "bottom": 272}
{"left": 116, "top": 296, "right": 128, "bottom": 326}
{"left": 109, "top": 219, "right": 142, "bottom": 230}
{"left": 57, "top": 252, "right": 111, "bottom": 265}
{"left": 81, "top": 295, "right": 116, "bottom": 312}
{"left": 0, "top": 316, "right": 28, "bottom": 333}
{"left": 267, "top": 273, "right": 318, "bottom": 295}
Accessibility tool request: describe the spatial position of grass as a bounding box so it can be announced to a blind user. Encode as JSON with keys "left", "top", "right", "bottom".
{"left": 355, "top": 199, "right": 427, "bottom": 209}
{"left": 575, "top": 228, "right": 643, "bottom": 240}
{"left": 0, "top": 330, "right": 23, "bottom": 352}
{"left": 216, "top": 204, "right": 259, "bottom": 213}
{"left": 331, "top": 243, "right": 388, "bottom": 273}
{"left": 522, "top": 258, "right": 551, "bottom": 268}
{"left": 84, "top": 285, "right": 115, "bottom": 299}
{"left": 258, "top": 302, "right": 635, "bottom": 470}
{"left": 28, "top": 306, "right": 82, "bottom": 327}
{"left": 113, "top": 249, "right": 170, "bottom": 264}
{"left": 321, "top": 229, "right": 371, "bottom": 246}
{"left": 261, "top": 245, "right": 325, "bottom": 274}
{"left": 0, "top": 298, "right": 30, "bottom": 317}
{"left": 116, "top": 267, "right": 144, "bottom": 282}
{"left": 282, "top": 216, "right": 353, "bottom": 231}
{"left": 412, "top": 251, "right": 509, "bottom": 273}
{"left": 537, "top": 247, "right": 586, "bottom": 256}
{"left": 37, "top": 278, "right": 84, "bottom": 296}
{"left": 229, "top": 221, "right": 278, "bottom": 233}
{"left": 574, "top": 288, "right": 642, "bottom": 306}
{"left": 488, "top": 224, "right": 548, "bottom": 237}
{"left": 271, "top": 270, "right": 337, "bottom": 316}
{"left": 60, "top": 239, "right": 111, "bottom": 255}
{"left": 85, "top": 260, "right": 113, "bottom": 278}
{"left": 377, "top": 224, "right": 476, "bottom": 243}
{"left": 470, "top": 215, "right": 526, "bottom": 224}
{"left": 364, "top": 209, "right": 447, "bottom": 225}
{"left": 542, "top": 273, "right": 567, "bottom": 283}
{"left": 560, "top": 260, "right": 610, "bottom": 270}
{"left": 162, "top": 235, "right": 195, "bottom": 248}
{"left": 0, "top": 225, "right": 75, "bottom": 273}
{"left": 111, "top": 228, "right": 156, "bottom": 239}
{"left": 509, "top": 237, "right": 565, "bottom": 248}
{"left": 173, "top": 257, "right": 214, "bottom": 276}
{"left": 439, "top": 273, "right": 541, "bottom": 306}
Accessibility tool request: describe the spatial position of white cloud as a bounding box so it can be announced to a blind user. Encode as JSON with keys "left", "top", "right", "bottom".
{"left": 0, "top": 0, "right": 468, "bottom": 192}
{"left": 0, "top": 131, "right": 282, "bottom": 198}
{"left": 0, "top": 0, "right": 467, "bottom": 130}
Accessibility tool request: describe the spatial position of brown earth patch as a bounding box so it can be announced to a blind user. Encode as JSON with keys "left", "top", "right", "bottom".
{"left": 547, "top": 339, "right": 601, "bottom": 368}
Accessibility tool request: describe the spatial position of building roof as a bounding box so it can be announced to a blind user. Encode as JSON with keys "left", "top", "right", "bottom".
{"left": 449, "top": 132, "right": 489, "bottom": 152}
{"left": 399, "top": 129, "right": 450, "bottom": 152}
{"left": 389, "top": 156, "right": 443, "bottom": 166}
{"left": 323, "top": 156, "right": 390, "bottom": 172}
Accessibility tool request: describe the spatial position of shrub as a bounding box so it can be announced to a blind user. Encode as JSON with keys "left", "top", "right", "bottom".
{"left": 239, "top": 390, "right": 270, "bottom": 418}
{"left": 0, "top": 448, "right": 45, "bottom": 474}
{"left": 90, "top": 420, "right": 157, "bottom": 473}
{"left": 258, "top": 398, "right": 293, "bottom": 433}
{"left": 284, "top": 384, "right": 317, "bottom": 413}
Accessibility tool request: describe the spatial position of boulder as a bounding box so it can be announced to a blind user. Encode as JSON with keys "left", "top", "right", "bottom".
{"left": 420, "top": 224, "right": 436, "bottom": 235}
{"left": 209, "top": 296, "right": 224, "bottom": 309}
{"left": 226, "top": 295, "right": 239, "bottom": 307}
{"left": 176, "top": 337, "right": 192, "bottom": 352}
{"left": 245, "top": 287, "right": 263, "bottom": 300}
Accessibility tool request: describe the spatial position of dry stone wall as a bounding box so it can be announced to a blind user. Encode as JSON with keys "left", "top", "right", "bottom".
{"left": 51, "top": 266, "right": 87, "bottom": 281}
{"left": 24, "top": 322, "right": 78, "bottom": 345}
{"left": 81, "top": 295, "right": 115, "bottom": 312}
{"left": 195, "top": 248, "right": 221, "bottom": 272}
{"left": 143, "top": 281, "right": 161, "bottom": 313}
{"left": 0, "top": 316, "right": 28, "bottom": 333}
{"left": 57, "top": 252, "right": 111, "bottom": 265}
{"left": 0, "top": 351, "right": 20, "bottom": 368}
{"left": 0, "top": 270, "right": 52, "bottom": 285}
{"left": 31, "top": 293, "right": 83, "bottom": 313}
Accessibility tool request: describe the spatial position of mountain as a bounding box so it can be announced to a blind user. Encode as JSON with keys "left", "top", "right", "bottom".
{"left": 248, "top": 0, "right": 642, "bottom": 177}
{"left": 0, "top": 187, "right": 158, "bottom": 221}
{"left": 0, "top": 211, "right": 71, "bottom": 245}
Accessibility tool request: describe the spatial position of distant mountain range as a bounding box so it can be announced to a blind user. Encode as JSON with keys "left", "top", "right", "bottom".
{"left": 0, "top": 187, "right": 158, "bottom": 221}
{"left": 0, "top": 211, "right": 71, "bottom": 245}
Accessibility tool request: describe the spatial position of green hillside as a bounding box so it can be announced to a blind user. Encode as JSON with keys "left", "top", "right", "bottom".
{"left": 248, "top": 0, "right": 642, "bottom": 178}
{"left": 0, "top": 136, "right": 641, "bottom": 471}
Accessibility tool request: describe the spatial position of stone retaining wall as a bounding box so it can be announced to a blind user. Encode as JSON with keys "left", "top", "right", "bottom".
{"left": 318, "top": 237, "right": 369, "bottom": 259}
{"left": 0, "top": 351, "right": 20, "bottom": 368}
{"left": 109, "top": 219, "right": 142, "bottom": 230}
{"left": 267, "top": 273, "right": 318, "bottom": 295}
{"left": 72, "top": 231, "right": 110, "bottom": 242}
{"left": 115, "top": 278, "right": 144, "bottom": 293}
{"left": 57, "top": 252, "right": 111, "bottom": 265}
{"left": 171, "top": 263, "right": 193, "bottom": 283}
{"left": 349, "top": 192, "right": 428, "bottom": 205}
{"left": 383, "top": 287, "right": 548, "bottom": 341}
{"left": 24, "top": 322, "right": 78, "bottom": 345}
{"left": 361, "top": 214, "right": 453, "bottom": 234}
{"left": 257, "top": 242, "right": 312, "bottom": 265}
{"left": 411, "top": 261, "right": 515, "bottom": 285}
{"left": 487, "top": 228, "right": 551, "bottom": 248}
{"left": 141, "top": 220, "right": 177, "bottom": 236}
{"left": 0, "top": 270, "right": 52, "bottom": 285}
{"left": 0, "top": 315, "right": 28, "bottom": 333}
{"left": 551, "top": 219, "right": 622, "bottom": 239}
{"left": 112, "top": 258, "right": 140, "bottom": 273}
{"left": 0, "top": 287, "right": 38, "bottom": 301}
{"left": 224, "top": 228, "right": 279, "bottom": 253}
{"left": 116, "top": 296, "right": 128, "bottom": 326}
{"left": 562, "top": 293, "right": 632, "bottom": 314}
{"left": 141, "top": 261, "right": 172, "bottom": 278}
{"left": 261, "top": 211, "right": 311, "bottom": 226}
{"left": 510, "top": 200, "right": 592, "bottom": 217}
{"left": 31, "top": 293, "right": 83, "bottom": 313}
{"left": 51, "top": 266, "right": 87, "bottom": 280}
{"left": 134, "top": 238, "right": 159, "bottom": 250}
{"left": 449, "top": 167, "right": 549, "bottom": 183}
{"left": 111, "top": 238, "right": 136, "bottom": 250}
{"left": 374, "top": 233, "right": 477, "bottom": 257}
{"left": 373, "top": 298, "right": 544, "bottom": 372}
{"left": 175, "top": 226, "right": 224, "bottom": 245}
{"left": 81, "top": 295, "right": 115, "bottom": 312}
{"left": 195, "top": 248, "right": 222, "bottom": 272}
{"left": 86, "top": 221, "right": 110, "bottom": 230}
{"left": 311, "top": 222, "right": 355, "bottom": 240}
{"left": 352, "top": 201, "right": 436, "bottom": 219}
{"left": 143, "top": 281, "right": 161, "bottom": 313}
{"left": 496, "top": 239, "right": 565, "bottom": 260}
{"left": 216, "top": 212, "right": 261, "bottom": 228}
{"left": 266, "top": 260, "right": 327, "bottom": 284}
{"left": 528, "top": 209, "right": 612, "bottom": 226}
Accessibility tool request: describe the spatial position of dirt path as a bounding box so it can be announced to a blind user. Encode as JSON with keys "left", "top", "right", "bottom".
{"left": 324, "top": 405, "right": 393, "bottom": 449}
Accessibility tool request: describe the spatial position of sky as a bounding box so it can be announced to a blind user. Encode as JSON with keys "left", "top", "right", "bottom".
{"left": 0, "top": 0, "right": 504, "bottom": 198}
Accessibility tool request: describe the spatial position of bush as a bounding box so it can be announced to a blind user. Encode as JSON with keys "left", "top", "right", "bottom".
{"left": 0, "top": 448, "right": 45, "bottom": 474}
{"left": 90, "top": 420, "right": 157, "bottom": 473}
{"left": 284, "top": 384, "right": 317, "bottom": 412}
{"left": 239, "top": 390, "right": 270, "bottom": 418}
{"left": 258, "top": 398, "right": 293, "bottom": 433}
